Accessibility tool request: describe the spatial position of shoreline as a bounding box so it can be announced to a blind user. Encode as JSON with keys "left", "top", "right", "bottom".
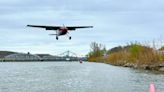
{"left": 105, "top": 61, "right": 164, "bottom": 72}
{"left": 0, "top": 59, "right": 82, "bottom": 62}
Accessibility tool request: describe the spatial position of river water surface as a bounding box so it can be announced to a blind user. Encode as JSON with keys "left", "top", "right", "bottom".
{"left": 0, "top": 62, "right": 164, "bottom": 92}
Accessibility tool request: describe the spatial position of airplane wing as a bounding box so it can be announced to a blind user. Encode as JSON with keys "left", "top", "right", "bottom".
{"left": 67, "top": 26, "right": 93, "bottom": 30}
{"left": 27, "top": 25, "right": 60, "bottom": 30}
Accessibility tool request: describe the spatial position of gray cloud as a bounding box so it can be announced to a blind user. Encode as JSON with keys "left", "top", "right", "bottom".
{"left": 0, "top": 0, "right": 164, "bottom": 55}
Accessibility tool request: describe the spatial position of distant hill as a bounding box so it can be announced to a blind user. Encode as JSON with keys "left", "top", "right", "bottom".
{"left": 0, "top": 51, "right": 17, "bottom": 58}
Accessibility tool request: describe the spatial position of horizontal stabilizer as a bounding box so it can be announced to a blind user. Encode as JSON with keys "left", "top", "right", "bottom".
{"left": 49, "top": 34, "right": 57, "bottom": 35}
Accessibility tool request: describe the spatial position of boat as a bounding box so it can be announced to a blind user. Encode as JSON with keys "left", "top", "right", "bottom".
{"left": 79, "top": 60, "right": 83, "bottom": 64}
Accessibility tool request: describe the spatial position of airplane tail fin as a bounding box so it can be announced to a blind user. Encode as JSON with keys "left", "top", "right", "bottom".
{"left": 63, "top": 24, "right": 66, "bottom": 27}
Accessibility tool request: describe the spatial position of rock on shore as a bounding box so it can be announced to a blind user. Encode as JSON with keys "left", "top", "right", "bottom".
{"left": 123, "top": 62, "right": 164, "bottom": 72}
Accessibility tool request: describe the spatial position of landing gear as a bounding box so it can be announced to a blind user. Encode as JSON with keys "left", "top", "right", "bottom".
{"left": 56, "top": 36, "right": 58, "bottom": 40}
{"left": 66, "top": 32, "right": 71, "bottom": 40}
{"left": 69, "top": 36, "right": 71, "bottom": 40}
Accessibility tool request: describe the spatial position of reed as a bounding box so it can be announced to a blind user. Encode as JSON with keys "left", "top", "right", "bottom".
{"left": 106, "top": 43, "right": 162, "bottom": 65}
{"left": 88, "top": 42, "right": 164, "bottom": 66}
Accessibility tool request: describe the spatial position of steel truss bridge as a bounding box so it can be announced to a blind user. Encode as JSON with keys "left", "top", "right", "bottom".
{"left": 41, "top": 50, "right": 86, "bottom": 61}
{"left": 3, "top": 50, "right": 87, "bottom": 61}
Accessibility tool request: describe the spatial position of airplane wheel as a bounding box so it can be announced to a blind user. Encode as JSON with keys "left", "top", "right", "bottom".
{"left": 56, "top": 37, "right": 58, "bottom": 40}
{"left": 69, "top": 37, "right": 71, "bottom": 40}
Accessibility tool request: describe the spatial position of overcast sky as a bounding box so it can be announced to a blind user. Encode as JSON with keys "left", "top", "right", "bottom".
{"left": 0, "top": 0, "right": 164, "bottom": 56}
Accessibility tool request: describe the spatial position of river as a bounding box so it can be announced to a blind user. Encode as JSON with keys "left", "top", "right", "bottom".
{"left": 0, "top": 62, "right": 163, "bottom": 92}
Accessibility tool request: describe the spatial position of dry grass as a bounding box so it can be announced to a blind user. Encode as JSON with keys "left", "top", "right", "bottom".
{"left": 88, "top": 43, "right": 164, "bottom": 67}
{"left": 106, "top": 44, "right": 163, "bottom": 66}
{"left": 160, "top": 54, "right": 164, "bottom": 62}
{"left": 88, "top": 56, "right": 104, "bottom": 63}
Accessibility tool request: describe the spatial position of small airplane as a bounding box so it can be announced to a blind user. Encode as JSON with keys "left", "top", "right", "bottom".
{"left": 27, "top": 24, "right": 93, "bottom": 40}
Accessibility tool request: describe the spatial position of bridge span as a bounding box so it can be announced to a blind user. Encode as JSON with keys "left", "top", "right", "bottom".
{"left": 3, "top": 51, "right": 87, "bottom": 61}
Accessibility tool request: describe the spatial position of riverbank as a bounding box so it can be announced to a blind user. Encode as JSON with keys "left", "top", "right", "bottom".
{"left": 116, "top": 62, "right": 164, "bottom": 72}
{"left": 88, "top": 42, "right": 164, "bottom": 72}
{"left": 89, "top": 60, "right": 164, "bottom": 72}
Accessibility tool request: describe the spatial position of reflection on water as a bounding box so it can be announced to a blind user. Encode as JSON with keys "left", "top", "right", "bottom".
{"left": 0, "top": 62, "right": 164, "bottom": 92}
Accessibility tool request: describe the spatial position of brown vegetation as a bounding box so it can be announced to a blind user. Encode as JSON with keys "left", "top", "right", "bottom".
{"left": 87, "top": 42, "right": 164, "bottom": 70}
{"left": 106, "top": 44, "right": 162, "bottom": 65}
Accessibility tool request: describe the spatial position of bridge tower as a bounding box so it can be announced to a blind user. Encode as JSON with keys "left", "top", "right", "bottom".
{"left": 58, "top": 50, "right": 79, "bottom": 61}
